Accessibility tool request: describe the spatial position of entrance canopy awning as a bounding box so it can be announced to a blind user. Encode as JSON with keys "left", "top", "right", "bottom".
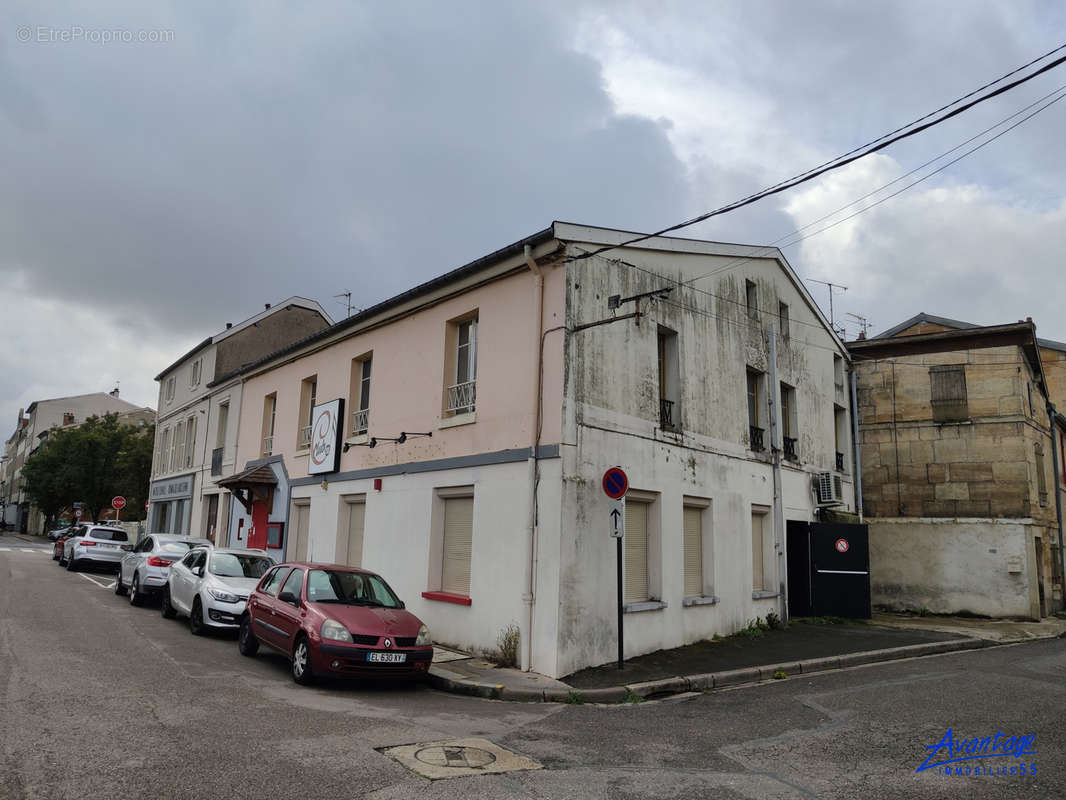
{"left": 217, "top": 464, "right": 277, "bottom": 513}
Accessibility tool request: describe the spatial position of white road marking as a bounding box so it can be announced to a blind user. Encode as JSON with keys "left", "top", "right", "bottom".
{"left": 20, "top": 548, "right": 41, "bottom": 553}
{"left": 0, "top": 547, "right": 10, "bottom": 552}
{"left": 78, "top": 573, "right": 115, "bottom": 589}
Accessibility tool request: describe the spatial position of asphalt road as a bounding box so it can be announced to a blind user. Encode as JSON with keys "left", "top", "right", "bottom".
{"left": 2, "top": 532, "right": 1063, "bottom": 800}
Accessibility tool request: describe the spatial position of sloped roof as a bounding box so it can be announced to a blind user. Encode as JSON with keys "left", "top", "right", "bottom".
{"left": 874, "top": 312, "right": 1066, "bottom": 353}
{"left": 216, "top": 464, "right": 277, "bottom": 488}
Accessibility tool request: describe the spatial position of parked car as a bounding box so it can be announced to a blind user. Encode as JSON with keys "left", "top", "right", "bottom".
{"left": 53, "top": 529, "right": 79, "bottom": 561}
{"left": 116, "top": 535, "right": 212, "bottom": 606}
{"left": 61, "top": 525, "right": 131, "bottom": 571}
{"left": 238, "top": 562, "right": 433, "bottom": 685}
{"left": 162, "top": 547, "right": 275, "bottom": 635}
{"left": 48, "top": 526, "right": 74, "bottom": 541}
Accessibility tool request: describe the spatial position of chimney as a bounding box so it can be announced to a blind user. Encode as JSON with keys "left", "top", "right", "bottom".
{"left": 226, "top": 322, "right": 232, "bottom": 329}
{"left": 858, "top": 331, "right": 867, "bottom": 340}
{"left": 264, "top": 303, "right": 271, "bottom": 310}
{"left": 110, "top": 387, "right": 120, "bottom": 398}
{"left": 1026, "top": 316, "right": 1033, "bottom": 323}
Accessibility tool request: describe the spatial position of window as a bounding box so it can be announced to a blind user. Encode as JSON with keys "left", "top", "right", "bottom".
{"left": 297, "top": 376, "right": 317, "bottom": 449}
{"left": 444, "top": 314, "right": 478, "bottom": 416}
{"left": 930, "top": 365, "right": 968, "bottom": 422}
{"left": 1036, "top": 443, "right": 1049, "bottom": 506}
{"left": 349, "top": 355, "right": 372, "bottom": 436}
{"left": 62, "top": 412, "right": 75, "bottom": 426}
{"left": 657, "top": 326, "right": 680, "bottom": 431}
{"left": 261, "top": 393, "right": 277, "bottom": 456}
{"left": 752, "top": 508, "right": 772, "bottom": 593}
{"left": 441, "top": 494, "right": 474, "bottom": 595}
{"left": 682, "top": 501, "right": 711, "bottom": 599}
{"left": 184, "top": 415, "right": 196, "bottom": 468}
{"left": 834, "top": 405, "right": 847, "bottom": 472}
{"left": 279, "top": 568, "right": 304, "bottom": 603}
{"left": 289, "top": 500, "right": 310, "bottom": 562}
{"left": 834, "top": 355, "right": 845, "bottom": 391}
{"left": 260, "top": 567, "right": 290, "bottom": 597}
{"left": 338, "top": 496, "right": 365, "bottom": 567}
{"left": 780, "top": 383, "right": 797, "bottom": 461}
{"left": 165, "top": 376, "right": 176, "bottom": 404}
{"left": 190, "top": 358, "right": 202, "bottom": 387}
{"left": 172, "top": 421, "right": 185, "bottom": 472}
{"left": 624, "top": 499, "right": 649, "bottom": 604}
{"left": 747, "top": 370, "right": 765, "bottom": 451}
{"left": 778, "top": 302, "right": 790, "bottom": 339}
{"left": 216, "top": 402, "right": 228, "bottom": 449}
{"left": 158, "top": 427, "right": 171, "bottom": 474}
{"left": 745, "top": 280, "right": 758, "bottom": 320}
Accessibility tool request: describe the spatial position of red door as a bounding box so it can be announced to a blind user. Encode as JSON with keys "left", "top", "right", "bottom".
{"left": 248, "top": 499, "right": 269, "bottom": 550}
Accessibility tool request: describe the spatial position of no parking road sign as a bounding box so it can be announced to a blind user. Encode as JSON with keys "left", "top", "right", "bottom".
{"left": 602, "top": 467, "right": 628, "bottom": 500}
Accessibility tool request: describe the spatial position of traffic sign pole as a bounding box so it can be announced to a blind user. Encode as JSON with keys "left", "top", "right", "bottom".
{"left": 616, "top": 535, "right": 623, "bottom": 669}
{"left": 602, "top": 467, "right": 629, "bottom": 671}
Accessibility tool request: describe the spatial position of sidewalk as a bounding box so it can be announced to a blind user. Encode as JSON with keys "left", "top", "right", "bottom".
{"left": 427, "top": 612, "right": 1066, "bottom": 703}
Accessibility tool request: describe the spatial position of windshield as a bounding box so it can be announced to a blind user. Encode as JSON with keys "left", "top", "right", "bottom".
{"left": 210, "top": 553, "right": 274, "bottom": 579}
{"left": 306, "top": 570, "right": 402, "bottom": 608}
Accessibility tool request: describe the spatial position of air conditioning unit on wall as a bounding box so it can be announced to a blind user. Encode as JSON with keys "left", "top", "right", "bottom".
{"left": 817, "top": 471, "right": 844, "bottom": 506}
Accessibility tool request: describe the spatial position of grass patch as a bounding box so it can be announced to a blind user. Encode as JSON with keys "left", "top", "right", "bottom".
{"left": 772, "top": 669, "right": 787, "bottom": 680}
{"left": 622, "top": 689, "right": 645, "bottom": 704}
{"left": 564, "top": 691, "right": 585, "bottom": 705}
{"left": 491, "top": 623, "right": 520, "bottom": 667}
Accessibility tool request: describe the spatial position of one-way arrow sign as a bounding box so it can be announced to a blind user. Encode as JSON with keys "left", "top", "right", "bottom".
{"left": 609, "top": 498, "right": 625, "bottom": 539}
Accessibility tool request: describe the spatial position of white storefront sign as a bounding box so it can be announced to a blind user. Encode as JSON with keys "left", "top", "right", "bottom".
{"left": 307, "top": 398, "right": 344, "bottom": 475}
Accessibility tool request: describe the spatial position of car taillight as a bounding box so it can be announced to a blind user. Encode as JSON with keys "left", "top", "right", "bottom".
{"left": 79, "top": 541, "right": 97, "bottom": 547}
{"left": 146, "top": 556, "right": 170, "bottom": 567}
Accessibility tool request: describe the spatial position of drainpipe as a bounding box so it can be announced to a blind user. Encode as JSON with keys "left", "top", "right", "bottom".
{"left": 1048, "top": 402, "right": 1065, "bottom": 608}
{"left": 766, "top": 323, "right": 787, "bottom": 623}
{"left": 850, "top": 368, "right": 864, "bottom": 523}
{"left": 522, "top": 244, "right": 544, "bottom": 672}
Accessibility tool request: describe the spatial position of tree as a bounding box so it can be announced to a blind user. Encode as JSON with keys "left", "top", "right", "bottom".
{"left": 22, "top": 414, "right": 156, "bottom": 524}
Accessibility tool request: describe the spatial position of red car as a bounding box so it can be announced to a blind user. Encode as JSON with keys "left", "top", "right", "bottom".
{"left": 238, "top": 562, "right": 433, "bottom": 684}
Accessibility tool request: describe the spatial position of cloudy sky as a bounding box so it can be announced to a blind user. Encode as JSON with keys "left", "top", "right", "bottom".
{"left": 3, "top": 0, "right": 1065, "bottom": 432}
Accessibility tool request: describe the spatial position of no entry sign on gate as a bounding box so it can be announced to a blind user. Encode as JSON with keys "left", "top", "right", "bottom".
{"left": 835, "top": 538, "right": 850, "bottom": 553}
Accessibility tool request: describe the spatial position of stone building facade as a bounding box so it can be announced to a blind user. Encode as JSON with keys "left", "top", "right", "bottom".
{"left": 849, "top": 319, "right": 1063, "bottom": 619}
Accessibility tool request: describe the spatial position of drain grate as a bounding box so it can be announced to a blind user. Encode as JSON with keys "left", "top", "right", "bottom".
{"left": 380, "top": 737, "right": 541, "bottom": 780}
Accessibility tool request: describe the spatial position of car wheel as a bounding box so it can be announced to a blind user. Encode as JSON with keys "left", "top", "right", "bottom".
{"left": 189, "top": 598, "right": 206, "bottom": 636}
{"left": 291, "top": 636, "right": 314, "bottom": 685}
{"left": 161, "top": 588, "right": 176, "bottom": 619}
{"left": 52, "top": 547, "right": 59, "bottom": 561}
{"left": 115, "top": 571, "right": 127, "bottom": 595}
{"left": 237, "top": 616, "right": 259, "bottom": 657}
{"left": 66, "top": 554, "right": 77, "bottom": 571}
{"left": 129, "top": 573, "right": 144, "bottom": 606}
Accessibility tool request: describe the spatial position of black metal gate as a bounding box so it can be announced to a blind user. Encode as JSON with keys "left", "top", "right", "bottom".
{"left": 787, "top": 522, "right": 870, "bottom": 619}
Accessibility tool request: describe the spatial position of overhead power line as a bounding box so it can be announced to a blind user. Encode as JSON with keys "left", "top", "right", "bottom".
{"left": 568, "top": 42, "right": 1066, "bottom": 263}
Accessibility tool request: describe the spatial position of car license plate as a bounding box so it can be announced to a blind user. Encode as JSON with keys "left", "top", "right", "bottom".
{"left": 102, "top": 544, "right": 118, "bottom": 549}
{"left": 367, "top": 652, "right": 406, "bottom": 663}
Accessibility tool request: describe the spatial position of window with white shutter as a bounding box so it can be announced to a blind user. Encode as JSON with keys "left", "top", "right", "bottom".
{"left": 289, "top": 502, "right": 310, "bottom": 562}
{"left": 441, "top": 496, "right": 473, "bottom": 596}
{"left": 683, "top": 505, "right": 703, "bottom": 598}
{"left": 752, "top": 509, "right": 770, "bottom": 592}
{"left": 624, "top": 500, "right": 649, "bottom": 603}
{"left": 339, "top": 499, "right": 365, "bottom": 567}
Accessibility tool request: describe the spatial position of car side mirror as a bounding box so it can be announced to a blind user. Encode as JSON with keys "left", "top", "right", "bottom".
{"left": 397, "top": 600, "right": 406, "bottom": 609}
{"left": 193, "top": 566, "right": 204, "bottom": 577}
{"left": 278, "top": 590, "right": 297, "bottom": 605}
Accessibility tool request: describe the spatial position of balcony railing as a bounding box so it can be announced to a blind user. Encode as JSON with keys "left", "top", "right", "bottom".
{"left": 298, "top": 425, "right": 312, "bottom": 449}
{"left": 659, "top": 398, "right": 677, "bottom": 431}
{"left": 352, "top": 407, "right": 369, "bottom": 436}
{"left": 445, "top": 380, "right": 476, "bottom": 415}
{"left": 262, "top": 436, "right": 273, "bottom": 456}
{"left": 750, "top": 425, "right": 765, "bottom": 452}
{"left": 836, "top": 451, "right": 845, "bottom": 471}
{"left": 211, "top": 447, "right": 223, "bottom": 476}
{"left": 783, "top": 436, "right": 798, "bottom": 461}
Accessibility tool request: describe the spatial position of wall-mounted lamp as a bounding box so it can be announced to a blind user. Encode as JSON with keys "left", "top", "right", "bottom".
{"left": 342, "top": 431, "right": 432, "bottom": 452}
{"left": 320, "top": 478, "right": 328, "bottom": 491}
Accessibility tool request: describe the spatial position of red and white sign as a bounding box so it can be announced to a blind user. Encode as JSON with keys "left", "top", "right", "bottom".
{"left": 145, "top": 500, "right": 150, "bottom": 512}
{"left": 835, "top": 538, "right": 850, "bottom": 553}
{"left": 307, "top": 398, "right": 343, "bottom": 475}
{"left": 75, "top": 508, "right": 83, "bottom": 518}
{"left": 111, "top": 496, "right": 127, "bottom": 510}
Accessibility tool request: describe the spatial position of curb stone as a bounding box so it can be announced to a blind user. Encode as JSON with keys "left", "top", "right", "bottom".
{"left": 429, "top": 637, "right": 1003, "bottom": 704}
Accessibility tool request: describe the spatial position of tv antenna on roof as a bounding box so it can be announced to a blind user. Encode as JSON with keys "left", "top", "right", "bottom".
{"left": 334, "top": 291, "right": 352, "bottom": 319}
{"left": 804, "top": 278, "right": 847, "bottom": 329}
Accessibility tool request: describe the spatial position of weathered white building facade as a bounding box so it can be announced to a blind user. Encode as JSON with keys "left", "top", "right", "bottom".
{"left": 226, "top": 223, "right": 854, "bottom": 678}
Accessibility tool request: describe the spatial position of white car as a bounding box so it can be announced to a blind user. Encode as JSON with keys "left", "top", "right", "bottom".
{"left": 61, "top": 525, "right": 131, "bottom": 571}
{"left": 116, "top": 535, "right": 213, "bottom": 606}
{"left": 162, "top": 547, "right": 275, "bottom": 635}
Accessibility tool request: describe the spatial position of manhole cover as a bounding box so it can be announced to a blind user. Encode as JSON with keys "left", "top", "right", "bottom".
{"left": 415, "top": 745, "right": 497, "bottom": 768}
{"left": 380, "top": 737, "right": 541, "bottom": 780}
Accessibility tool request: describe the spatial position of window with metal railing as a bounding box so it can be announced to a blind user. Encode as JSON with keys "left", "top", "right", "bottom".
{"left": 444, "top": 316, "right": 477, "bottom": 416}
{"left": 352, "top": 407, "right": 369, "bottom": 436}
{"left": 783, "top": 436, "right": 797, "bottom": 461}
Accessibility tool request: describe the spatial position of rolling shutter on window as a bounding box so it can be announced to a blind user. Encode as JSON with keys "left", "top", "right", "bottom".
{"left": 345, "top": 502, "right": 365, "bottom": 568}
{"left": 624, "top": 501, "right": 649, "bottom": 604}
{"left": 442, "top": 496, "right": 473, "bottom": 596}
{"left": 683, "top": 506, "right": 703, "bottom": 598}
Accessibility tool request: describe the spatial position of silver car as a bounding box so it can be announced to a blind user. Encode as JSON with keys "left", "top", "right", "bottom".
{"left": 61, "top": 526, "right": 131, "bottom": 571}
{"left": 163, "top": 547, "right": 274, "bottom": 634}
{"left": 116, "top": 535, "right": 212, "bottom": 606}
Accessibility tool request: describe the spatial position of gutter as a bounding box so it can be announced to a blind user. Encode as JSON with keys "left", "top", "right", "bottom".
{"left": 1049, "top": 403, "right": 1065, "bottom": 607}
{"left": 522, "top": 244, "right": 545, "bottom": 672}
{"left": 850, "top": 369, "right": 864, "bottom": 523}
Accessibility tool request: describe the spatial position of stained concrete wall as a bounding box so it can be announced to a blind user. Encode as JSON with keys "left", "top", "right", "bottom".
{"left": 869, "top": 519, "right": 1037, "bottom": 618}
{"left": 213, "top": 306, "right": 330, "bottom": 380}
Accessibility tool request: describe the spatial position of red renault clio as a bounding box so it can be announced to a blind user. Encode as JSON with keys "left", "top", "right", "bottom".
{"left": 238, "top": 562, "right": 433, "bottom": 684}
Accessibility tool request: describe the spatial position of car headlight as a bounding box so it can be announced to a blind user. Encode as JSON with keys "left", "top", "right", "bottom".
{"left": 414, "top": 624, "right": 432, "bottom": 646}
{"left": 208, "top": 588, "right": 241, "bottom": 603}
{"left": 321, "top": 619, "right": 353, "bottom": 643}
